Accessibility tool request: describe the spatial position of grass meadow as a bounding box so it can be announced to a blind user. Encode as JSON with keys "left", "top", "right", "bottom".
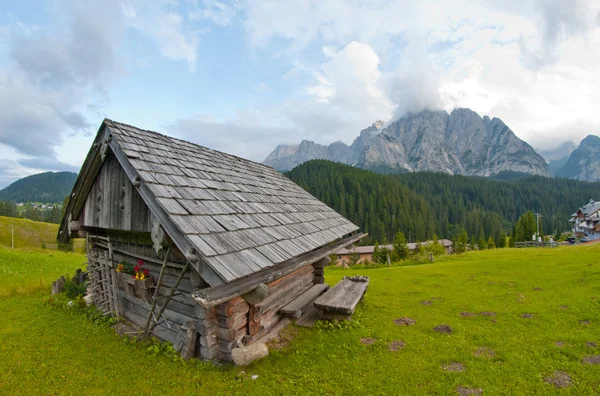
{"left": 0, "top": 244, "right": 599, "bottom": 394}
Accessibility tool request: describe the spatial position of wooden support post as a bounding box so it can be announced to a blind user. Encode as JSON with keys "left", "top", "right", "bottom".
{"left": 143, "top": 248, "right": 170, "bottom": 336}
{"left": 147, "top": 259, "right": 190, "bottom": 335}
{"left": 180, "top": 320, "right": 197, "bottom": 360}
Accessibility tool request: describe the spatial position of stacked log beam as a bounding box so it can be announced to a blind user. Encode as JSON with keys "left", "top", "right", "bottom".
{"left": 312, "top": 257, "right": 329, "bottom": 284}
{"left": 215, "top": 297, "right": 250, "bottom": 362}
{"left": 195, "top": 305, "right": 219, "bottom": 361}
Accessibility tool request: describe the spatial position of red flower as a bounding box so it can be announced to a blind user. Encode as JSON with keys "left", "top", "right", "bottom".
{"left": 137, "top": 259, "right": 144, "bottom": 266}
{"left": 143, "top": 268, "right": 149, "bottom": 276}
{"left": 134, "top": 265, "right": 140, "bottom": 272}
{"left": 132, "top": 275, "right": 136, "bottom": 279}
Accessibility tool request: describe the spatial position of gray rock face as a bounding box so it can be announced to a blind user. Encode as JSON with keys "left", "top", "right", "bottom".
{"left": 263, "top": 140, "right": 352, "bottom": 171}
{"left": 537, "top": 141, "right": 576, "bottom": 176}
{"left": 555, "top": 135, "right": 600, "bottom": 181}
{"left": 263, "top": 108, "right": 551, "bottom": 177}
{"left": 370, "top": 109, "right": 550, "bottom": 177}
{"left": 263, "top": 121, "right": 384, "bottom": 171}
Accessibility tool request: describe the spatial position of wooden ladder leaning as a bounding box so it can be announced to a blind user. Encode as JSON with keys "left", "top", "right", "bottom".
{"left": 142, "top": 248, "right": 191, "bottom": 337}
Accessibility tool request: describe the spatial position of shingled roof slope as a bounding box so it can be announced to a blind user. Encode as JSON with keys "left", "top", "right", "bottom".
{"left": 103, "top": 119, "right": 359, "bottom": 283}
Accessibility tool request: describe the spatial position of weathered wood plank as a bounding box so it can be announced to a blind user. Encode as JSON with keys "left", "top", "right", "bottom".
{"left": 280, "top": 283, "right": 329, "bottom": 319}
{"left": 192, "top": 233, "right": 366, "bottom": 308}
{"left": 295, "top": 303, "right": 323, "bottom": 327}
{"left": 313, "top": 278, "right": 369, "bottom": 315}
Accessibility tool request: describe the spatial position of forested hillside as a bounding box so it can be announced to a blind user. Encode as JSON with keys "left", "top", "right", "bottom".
{"left": 286, "top": 160, "right": 600, "bottom": 244}
{"left": 0, "top": 171, "right": 77, "bottom": 203}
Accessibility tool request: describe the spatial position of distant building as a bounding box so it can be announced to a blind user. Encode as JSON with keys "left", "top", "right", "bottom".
{"left": 336, "top": 239, "right": 453, "bottom": 266}
{"left": 569, "top": 199, "right": 600, "bottom": 240}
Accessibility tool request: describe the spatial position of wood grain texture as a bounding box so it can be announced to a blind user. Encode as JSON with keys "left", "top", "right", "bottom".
{"left": 314, "top": 278, "right": 369, "bottom": 315}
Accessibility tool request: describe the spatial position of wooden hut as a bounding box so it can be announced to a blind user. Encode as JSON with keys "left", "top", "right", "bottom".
{"left": 58, "top": 119, "right": 364, "bottom": 363}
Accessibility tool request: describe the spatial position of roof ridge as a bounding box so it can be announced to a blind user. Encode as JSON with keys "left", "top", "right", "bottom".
{"left": 105, "top": 118, "right": 280, "bottom": 173}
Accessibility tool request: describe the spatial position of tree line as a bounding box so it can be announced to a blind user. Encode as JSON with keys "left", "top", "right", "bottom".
{"left": 286, "top": 160, "right": 598, "bottom": 245}
{"left": 0, "top": 199, "right": 64, "bottom": 224}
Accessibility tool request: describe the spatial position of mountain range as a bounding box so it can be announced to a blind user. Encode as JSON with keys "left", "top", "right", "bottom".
{"left": 0, "top": 171, "right": 78, "bottom": 203}
{"left": 264, "top": 108, "right": 599, "bottom": 181}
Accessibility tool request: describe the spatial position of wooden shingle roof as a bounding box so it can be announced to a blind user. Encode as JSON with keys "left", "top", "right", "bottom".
{"left": 99, "top": 120, "right": 359, "bottom": 284}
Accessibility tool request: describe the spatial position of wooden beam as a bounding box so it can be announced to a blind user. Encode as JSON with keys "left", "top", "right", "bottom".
{"left": 192, "top": 232, "right": 367, "bottom": 309}
{"left": 58, "top": 125, "right": 108, "bottom": 243}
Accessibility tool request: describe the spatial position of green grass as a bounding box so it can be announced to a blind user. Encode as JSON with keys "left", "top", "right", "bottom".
{"left": 0, "top": 247, "right": 85, "bottom": 297}
{"left": 0, "top": 245, "right": 599, "bottom": 394}
{"left": 0, "top": 216, "right": 84, "bottom": 252}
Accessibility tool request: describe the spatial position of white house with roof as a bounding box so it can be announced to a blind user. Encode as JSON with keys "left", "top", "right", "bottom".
{"left": 569, "top": 199, "right": 600, "bottom": 240}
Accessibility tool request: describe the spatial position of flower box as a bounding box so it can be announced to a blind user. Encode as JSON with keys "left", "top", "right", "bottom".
{"left": 116, "top": 272, "right": 154, "bottom": 302}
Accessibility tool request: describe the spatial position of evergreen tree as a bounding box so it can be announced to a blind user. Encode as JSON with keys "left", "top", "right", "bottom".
{"left": 348, "top": 251, "right": 361, "bottom": 266}
{"left": 498, "top": 231, "right": 507, "bottom": 248}
{"left": 478, "top": 236, "right": 487, "bottom": 250}
{"left": 428, "top": 234, "right": 446, "bottom": 256}
{"left": 372, "top": 242, "right": 381, "bottom": 264}
{"left": 391, "top": 231, "right": 409, "bottom": 261}
{"left": 515, "top": 211, "right": 536, "bottom": 242}
{"left": 328, "top": 254, "right": 339, "bottom": 267}
{"left": 487, "top": 235, "right": 496, "bottom": 249}
{"left": 454, "top": 230, "right": 469, "bottom": 254}
{"left": 508, "top": 236, "right": 516, "bottom": 248}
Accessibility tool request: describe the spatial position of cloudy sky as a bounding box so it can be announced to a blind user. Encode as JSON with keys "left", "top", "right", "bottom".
{"left": 1, "top": 0, "right": 599, "bottom": 188}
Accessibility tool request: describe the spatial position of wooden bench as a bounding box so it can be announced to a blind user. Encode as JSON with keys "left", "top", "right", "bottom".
{"left": 313, "top": 276, "right": 369, "bottom": 320}
{"left": 280, "top": 283, "right": 330, "bottom": 319}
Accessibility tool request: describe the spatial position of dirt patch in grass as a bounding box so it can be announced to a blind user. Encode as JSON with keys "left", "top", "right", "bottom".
{"left": 544, "top": 371, "right": 572, "bottom": 388}
{"left": 112, "top": 321, "right": 141, "bottom": 338}
{"left": 487, "top": 282, "right": 496, "bottom": 285}
{"left": 456, "top": 386, "right": 483, "bottom": 395}
{"left": 461, "top": 312, "right": 476, "bottom": 317}
{"left": 420, "top": 301, "right": 433, "bottom": 306}
{"left": 555, "top": 341, "right": 565, "bottom": 347}
{"left": 473, "top": 347, "right": 495, "bottom": 358}
{"left": 586, "top": 342, "right": 597, "bottom": 348}
{"left": 434, "top": 324, "right": 453, "bottom": 334}
{"left": 580, "top": 320, "right": 591, "bottom": 325}
{"left": 558, "top": 305, "right": 568, "bottom": 310}
{"left": 583, "top": 355, "right": 600, "bottom": 365}
{"left": 360, "top": 337, "right": 376, "bottom": 345}
{"left": 521, "top": 313, "right": 534, "bottom": 319}
{"left": 388, "top": 340, "right": 406, "bottom": 351}
{"left": 479, "top": 311, "right": 496, "bottom": 317}
{"left": 533, "top": 287, "right": 542, "bottom": 291}
{"left": 394, "top": 317, "right": 416, "bottom": 326}
{"left": 267, "top": 326, "right": 298, "bottom": 350}
{"left": 442, "top": 362, "right": 465, "bottom": 372}
{"left": 430, "top": 297, "right": 443, "bottom": 301}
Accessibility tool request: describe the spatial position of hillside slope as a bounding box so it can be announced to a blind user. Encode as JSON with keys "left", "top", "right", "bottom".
{"left": 0, "top": 216, "right": 60, "bottom": 249}
{"left": 286, "top": 160, "right": 600, "bottom": 243}
{"left": 0, "top": 171, "right": 77, "bottom": 203}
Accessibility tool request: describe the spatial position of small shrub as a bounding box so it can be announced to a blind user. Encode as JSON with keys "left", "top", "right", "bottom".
{"left": 57, "top": 240, "right": 74, "bottom": 252}
{"left": 64, "top": 276, "right": 87, "bottom": 299}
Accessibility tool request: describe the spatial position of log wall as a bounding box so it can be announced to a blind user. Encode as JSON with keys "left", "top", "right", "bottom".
{"left": 88, "top": 232, "right": 327, "bottom": 363}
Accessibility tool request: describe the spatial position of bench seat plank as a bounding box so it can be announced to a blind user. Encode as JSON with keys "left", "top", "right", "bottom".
{"left": 313, "top": 277, "right": 369, "bottom": 315}
{"left": 280, "top": 283, "right": 330, "bottom": 318}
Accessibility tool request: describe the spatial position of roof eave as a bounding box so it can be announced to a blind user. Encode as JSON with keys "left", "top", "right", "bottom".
{"left": 192, "top": 232, "right": 367, "bottom": 308}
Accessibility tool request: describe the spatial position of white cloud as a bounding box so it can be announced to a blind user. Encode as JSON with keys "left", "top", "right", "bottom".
{"left": 234, "top": 0, "right": 600, "bottom": 154}
{"left": 191, "top": 0, "right": 238, "bottom": 27}
{"left": 123, "top": 2, "right": 201, "bottom": 71}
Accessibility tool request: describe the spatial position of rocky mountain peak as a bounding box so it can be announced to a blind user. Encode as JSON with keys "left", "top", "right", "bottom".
{"left": 262, "top": 108, "right": 552, "bottom": 177}
{"left": 555, "top": 135, "right": 600, "bottom": 181}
